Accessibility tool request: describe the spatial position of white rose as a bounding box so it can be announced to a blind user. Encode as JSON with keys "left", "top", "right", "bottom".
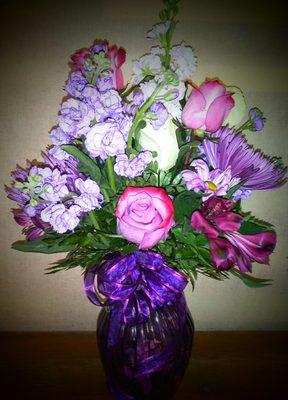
{"left": 224, "top": 86, "right": 246, "bottom": 126}
{"left": 139, "top": 118, "right": 179, "bottom": 171}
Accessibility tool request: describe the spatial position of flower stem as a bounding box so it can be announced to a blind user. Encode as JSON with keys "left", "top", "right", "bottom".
{"left": 106, "top": 157, "right": 117, "bottom": 193}
{"left": 88, "top": 210, "right": 100, "bottom": 230}
{"left": 127, "top": 82, "right": 164, "bottom": 152}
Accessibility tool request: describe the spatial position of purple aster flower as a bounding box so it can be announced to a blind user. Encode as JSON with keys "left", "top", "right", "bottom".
{"left": 148, "top": 102, "right": 168, "bottom": 130}
{"left": 58, "top": 98, "right": 95, "bottom": 138}
{"left": 114, "top": 151, "right": 153, "bottom": 178}
{"left": 202, "top": 126, "right": 287, "bottom": 193}
{"left": 50, "top": 126, "right": 71, "bottom": 146}
{"left": 66, "top": 71, "right": 87, "bottom": 98}
{"left": 74, "top": 178, "right": 103, "bottom": 212}
{"left": 85, "top": 120, "right": 127, "bottom": 160}
{"left": 41, "top": 203, "right": 81, "bottom": 234}
{"left": 182, "top": 159, "right": 240, "bottom": 201}
{"left": 248, "top": 107, "right": 266, "bottom": 132}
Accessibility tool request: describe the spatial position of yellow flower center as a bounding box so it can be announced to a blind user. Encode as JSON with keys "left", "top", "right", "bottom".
{"left": 206, "top": 181, "right": 218, "bottom": 191}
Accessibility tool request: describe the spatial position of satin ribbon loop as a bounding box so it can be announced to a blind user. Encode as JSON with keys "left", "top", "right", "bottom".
{"left": 83, "top": 250, "right": 188, "bottom": 340}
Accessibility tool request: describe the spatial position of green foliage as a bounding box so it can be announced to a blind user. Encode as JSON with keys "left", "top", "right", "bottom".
{"left": 231, "top": 269, "right": 272, "bottom": 288}
{"left": 174, "top": 190, "right": 202, "bottom": 223}
{"left": 62, "top": 145, "right": 101, "bottom": 181}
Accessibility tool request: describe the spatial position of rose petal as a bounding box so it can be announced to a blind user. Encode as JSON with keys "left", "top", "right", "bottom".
{"left": 205, "top": 94, "right": 234, "bottom": 132}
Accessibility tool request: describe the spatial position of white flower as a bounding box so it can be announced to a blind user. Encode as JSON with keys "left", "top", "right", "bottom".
{"left": 170, "top": 41, "right": 197, "bottom": 81}
{"left": 139, "top": 117, "right": 179, "bottom": 171}
{"left": 132, "top": 54, "right": 162, "bottom": 83}
{"left": 147, "top": 21, "right": 171, "bottom": 39}
{"left": 224, "top": 86, "right": 246, "bottom": 127}
{"left": 140, "top": 80, "right": 186, "bottom": 120}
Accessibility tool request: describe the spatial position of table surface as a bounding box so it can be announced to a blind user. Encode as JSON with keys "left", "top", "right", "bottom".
{"left": 1, "top": 331, "right": 287, "bottom": 399}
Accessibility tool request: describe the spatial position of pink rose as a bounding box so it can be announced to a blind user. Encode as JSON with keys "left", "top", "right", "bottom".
{"left": 182, "top": 79, "right": 234, "bottom": 132}
{"left": 115, "top": 187, "right": 174, "bottom": 249}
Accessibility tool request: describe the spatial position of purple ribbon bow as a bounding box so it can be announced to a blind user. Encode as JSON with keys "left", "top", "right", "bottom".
{"left": 83, "top": 250, "right": 187, "bottom": 345}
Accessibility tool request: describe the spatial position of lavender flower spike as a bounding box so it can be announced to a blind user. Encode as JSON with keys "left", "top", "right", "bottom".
{"left": 202, "top": 126, "right": 287, "bottom": 192}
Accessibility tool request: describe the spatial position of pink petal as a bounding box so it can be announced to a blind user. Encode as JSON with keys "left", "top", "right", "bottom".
{"left": 214, "top": 212, "right": 243, "bottom": 232}
{"left": 140, "top": 228, "right": 166, "bottom": 249}
{"left": 182, "top": 87, "right": 206, "bottom": 129}
{"left": 205, "top": 94, "right": 234, "bottom": 132}
{"left": 228, "top": 231, "right": 276, "bottom": 264}
{"left": 191, "top": 211, "right": 219, "bottom": 238}
{"left": 200, "top": 80, "right": 226, "bottom": 107}
{"left": 209, "top": 238, "right": 237, "bottom": 270}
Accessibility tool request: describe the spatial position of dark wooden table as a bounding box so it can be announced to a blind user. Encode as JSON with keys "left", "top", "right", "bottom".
{"left": 1, "top": 332, "right": 287, "bottom": 399}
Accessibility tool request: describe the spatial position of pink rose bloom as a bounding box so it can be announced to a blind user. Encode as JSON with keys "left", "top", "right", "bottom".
{"left": 182, "top": 79, "right": 234, "bottom": 132}
{"left": 115, "top": 186, "right": 174, "bottom": 249}
{"left": 107, "top": 45, "right": 126, "bottom": 90}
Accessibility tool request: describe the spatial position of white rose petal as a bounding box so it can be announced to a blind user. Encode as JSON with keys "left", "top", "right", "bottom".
{"left": 139, "top": 118, "right": 179, "bottom": 171}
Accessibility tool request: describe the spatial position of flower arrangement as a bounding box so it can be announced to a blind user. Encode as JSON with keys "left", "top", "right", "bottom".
{"left": 5, "top": 0, "right": 287, "bottom": 294}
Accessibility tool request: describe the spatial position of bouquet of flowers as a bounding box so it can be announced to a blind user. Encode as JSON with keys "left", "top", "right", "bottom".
{"left": 6, "top": 0, "right": 287, "bottom": 292}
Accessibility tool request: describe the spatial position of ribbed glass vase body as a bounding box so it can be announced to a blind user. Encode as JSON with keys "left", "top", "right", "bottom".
{"left": 97, "top": 295, "right": 194, "bottom": 400}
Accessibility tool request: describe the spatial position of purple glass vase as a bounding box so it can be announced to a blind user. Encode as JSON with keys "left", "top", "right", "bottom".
{"left": 97, "top": 294, "right": 194, "bottom": 400}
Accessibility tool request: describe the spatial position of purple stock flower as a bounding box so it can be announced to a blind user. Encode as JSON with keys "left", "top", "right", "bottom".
{"left": 114, "top": 151, "right": 153, "bottom": 178}
{"left": 96, "top": 71, "right": 114, "bottom": 92}
{"left": 50, "top": 126, "right": 71, "bottom": 146}
{"left": 248, "top": 107, "right": 265, "bottom": 132}
{"left": 58, "top": 98, "right": 95, "bottom": 138}
{"left": 85, "top": 119, "right": 130, "bottom": 160}
{"left": 74, "top": 178, "right": 103, "bottom": 212}
{"left": 202, "top": 126, "right": 287, "bottom": 193}
{"left": 13, "top": 208, "right": 50, "bottom": 240}
{"left": 182, "top": 159, "right": 239, "bottom": 201}
{"left": 149, "top": 102, "right": 168, "bottom": 130}
{"left": 66, "top": 71, "right": 88, "bottom": 98}
{"left": 41, "top": 203, "right": 81, "bottom": 234}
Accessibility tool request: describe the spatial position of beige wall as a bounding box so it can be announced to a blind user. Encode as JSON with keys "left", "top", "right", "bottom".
{"left": 0, "top": 0, "right": 287, "bottom": 331}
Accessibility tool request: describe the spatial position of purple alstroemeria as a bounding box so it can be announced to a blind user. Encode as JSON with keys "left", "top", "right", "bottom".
{"left": 202, "top": 126, "right": 287, "bottom": 194}
{"left": 114, "top": 151, "right": 153, "bottom": 178}
{"left": 181, "top": 159, "right": 240, "bottom": 201}
{"left": 191, "top": 197, "right": 276, "bottom": 272}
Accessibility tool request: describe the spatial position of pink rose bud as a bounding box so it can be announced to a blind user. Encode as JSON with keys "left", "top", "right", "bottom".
{"left": 115, "top": 186, "right": 174, "bottom": 249}
{"left": 182, "top": 79, "right": 234, "bottom": 133}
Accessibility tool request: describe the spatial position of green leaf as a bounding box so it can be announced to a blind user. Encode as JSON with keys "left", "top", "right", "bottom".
{"left": 239, "top": 220, "right": 274, "bottom": 235}
{"left": 62, "top": 145, "right": 101, "bottom": 181}
{"left": 231, "top": 269, "right": 272, "bottom": 288}
{"left": 174, "top": 190, "right": 202, "bottom": 223}
{"left": 12, "top": 237, "right": 74, "bottom": 254}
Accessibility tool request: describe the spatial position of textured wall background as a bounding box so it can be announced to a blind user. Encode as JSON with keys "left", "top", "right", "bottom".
{"left": 0, "top": 0, "right": 287, "bottom": 331}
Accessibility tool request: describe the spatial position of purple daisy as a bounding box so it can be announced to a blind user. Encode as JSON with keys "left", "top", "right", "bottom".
{"left": 202, "top": 126, "right": 287, "bottom": 194}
